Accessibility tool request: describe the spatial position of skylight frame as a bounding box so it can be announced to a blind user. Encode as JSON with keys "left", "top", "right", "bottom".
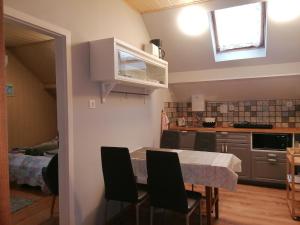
{"left": 211, "top": 2, "right": 267, "bottom": 54}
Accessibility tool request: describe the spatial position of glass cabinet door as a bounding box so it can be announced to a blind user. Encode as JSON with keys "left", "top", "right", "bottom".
{"left": 118, "top": 50, "right": 166, "bottom": 85}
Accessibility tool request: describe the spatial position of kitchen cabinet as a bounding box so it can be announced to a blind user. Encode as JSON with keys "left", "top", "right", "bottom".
{"left": 252, "top": 151, "right": 286, "bottom": 183}
{"left": 90, "top": 38, "right": 168, "bottom": 102}
{"left": 216, "top": 132, "right": 251, "bottom": 179}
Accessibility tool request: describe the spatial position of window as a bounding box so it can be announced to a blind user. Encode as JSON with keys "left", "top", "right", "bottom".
{"left": 210, "top": 2, "right": 267, "bottom": 61}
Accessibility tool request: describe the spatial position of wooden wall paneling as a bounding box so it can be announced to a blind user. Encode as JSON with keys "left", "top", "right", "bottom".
{"left": 0, "top": 0, "right": 12, "bottom": 224}
{"left": 5, "top": 21, "right": 53, "bottom": 48}
{"left": 6, "top": 51, "right": 57, "bottom": 149}
{"left": 125, "top": 0, "right": 211, "bottom": 13}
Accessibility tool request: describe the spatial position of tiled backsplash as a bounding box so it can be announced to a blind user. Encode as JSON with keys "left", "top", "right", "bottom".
{"left": 164, "top": 99, "right": 300, "bottom": 128}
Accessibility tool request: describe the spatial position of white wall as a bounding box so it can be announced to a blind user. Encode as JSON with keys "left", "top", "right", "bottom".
{"left": 3, "top": 1, "right": 162, "bottom": 225}
{"left": 169, "top": 61, "right": 300, "bottom": 84}
{"left": 170, "top": 75, "right": 300, "bottom": 102}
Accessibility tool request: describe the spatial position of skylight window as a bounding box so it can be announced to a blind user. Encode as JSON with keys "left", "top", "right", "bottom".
{"left": 211, "top": 2, "right": 266, "bottom": 54}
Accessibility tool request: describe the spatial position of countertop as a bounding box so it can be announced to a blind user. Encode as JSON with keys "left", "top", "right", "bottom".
{"left": 169, "top": 126, "right": 300, "bottom": 134}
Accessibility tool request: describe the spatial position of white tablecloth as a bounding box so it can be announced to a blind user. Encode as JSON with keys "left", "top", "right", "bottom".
{"left": 130, "top": 147, "right": 242, "bottom": 191}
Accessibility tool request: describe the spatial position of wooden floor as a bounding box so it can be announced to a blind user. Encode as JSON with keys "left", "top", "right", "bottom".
{"left": 109, "top": 184, "right": 299, "bottom": 225}
{"left": 9, "top": 184, "right": 299, "bottom": 225}
{"left": 10, "top": 186, "right": 59, "bottom": 225}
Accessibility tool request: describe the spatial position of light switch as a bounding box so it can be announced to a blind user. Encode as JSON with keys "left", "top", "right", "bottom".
{"left": 89, "top": 99, "right": 96, "bottom": 109}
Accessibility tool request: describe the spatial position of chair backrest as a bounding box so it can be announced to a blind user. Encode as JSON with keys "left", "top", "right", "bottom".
{"left": 146, "top": 150, "right": 189, "bottom": 213}
{"left": 101, "top": 146, "right": 138, "bottom": 203}
{"left": 179, "top": 131, "right": 196, "bottom": 150}
{"left": 160, "top": 130, "right": 180, "bottom": 149}
{"left": 42, "top": 154, "right": 58, "bottom": 195}
{"left": 194, "top": 132, "right": 216, "bottom": 152}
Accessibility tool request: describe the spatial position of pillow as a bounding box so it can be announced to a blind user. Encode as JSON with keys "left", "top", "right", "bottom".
{"left": 32, "top": 137, "right": 59, "bottom": 152}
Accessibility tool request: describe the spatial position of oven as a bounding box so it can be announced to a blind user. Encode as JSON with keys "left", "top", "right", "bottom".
{"left": 252, "top": 133, "right": 293, "bottom": 151}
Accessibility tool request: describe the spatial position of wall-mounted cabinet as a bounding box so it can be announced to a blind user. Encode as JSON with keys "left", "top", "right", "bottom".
{"left": 90, "top": 38, "right": 168, "bottom": 102}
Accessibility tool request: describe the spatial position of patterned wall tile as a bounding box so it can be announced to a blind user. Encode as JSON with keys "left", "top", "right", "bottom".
{"left": 164, "top": 99, "right": 300, "bottom": 128}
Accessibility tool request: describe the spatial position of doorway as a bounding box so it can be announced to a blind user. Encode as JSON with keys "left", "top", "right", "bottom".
{"left": 1, "top": 6, "right": 74, "bottom": 225}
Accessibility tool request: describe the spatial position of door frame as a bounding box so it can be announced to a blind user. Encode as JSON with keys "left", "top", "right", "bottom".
{"left": 3, "top": 6, "right": 75, "bottom": 225}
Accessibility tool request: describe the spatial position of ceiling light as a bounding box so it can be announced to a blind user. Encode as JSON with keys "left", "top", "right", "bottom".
{"left": 268, "top": 0, "right": 300, "bottom": 22}
{"left": 177, "top": 5, "right": 208, "bottom": 36}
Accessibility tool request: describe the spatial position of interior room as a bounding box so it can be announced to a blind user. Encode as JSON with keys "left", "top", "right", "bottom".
{"left": 4, "top": 20, "right": 59, "bottom": 224}
{"left": 0, "top": 0, "right": 300, "bottom": 225}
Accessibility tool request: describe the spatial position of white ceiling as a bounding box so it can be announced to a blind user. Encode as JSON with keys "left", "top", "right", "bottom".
{"left": 170, "top": 75, "right": 300, "bottom": 102}
{"left": 143, "top": 0, "right": 300, "bottom": 73}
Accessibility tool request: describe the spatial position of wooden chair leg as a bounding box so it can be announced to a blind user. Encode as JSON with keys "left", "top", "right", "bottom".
{"left": 199, "top": 202, "right": 202, "bottom": 225}
{"left": 214, "top": 188, "right": 219, "bottom": 219}
{"left": 185, "top": 214, "right": 190, "bottom": 225}
{"left": 50, "top": 195, "right": 56, "bottom": 217}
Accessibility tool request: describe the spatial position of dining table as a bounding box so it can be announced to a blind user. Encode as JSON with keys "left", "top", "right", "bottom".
{"left": 130, "top": 147, "right": 242, "bottom": 225}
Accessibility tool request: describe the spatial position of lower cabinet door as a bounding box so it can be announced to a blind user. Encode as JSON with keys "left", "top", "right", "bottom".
{"left": 227, "top": 147, "right": 251, "bottom": 179}
{"left": 252, "top": 159, "right": 286, "bottom": 182}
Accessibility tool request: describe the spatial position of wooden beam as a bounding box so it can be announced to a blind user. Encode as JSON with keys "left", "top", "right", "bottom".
{"left": 0, "top": 0, "right": 12, "bottom": 224}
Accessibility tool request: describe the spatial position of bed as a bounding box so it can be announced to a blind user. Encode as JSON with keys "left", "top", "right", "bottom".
{"left": 8, "top": 138, "right": 58, "bottom": 192}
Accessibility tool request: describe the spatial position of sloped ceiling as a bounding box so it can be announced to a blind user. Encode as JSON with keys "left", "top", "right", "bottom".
{"left": 5, "top": 20, "right": 53, "bottom": 48}
{"left": 9, "top": 41, "right": 56, "bottom": 85}
{"left": 143, "top": 0, "right": 300, "bottom": 73}
{"left": 171, "top": 75, "right": 300, "bottom": 102}
{"left": 5, "top": 20, "right": 56, "bottom": 85}
{"left": 125, "top": 0, "right": 211, "bottom": 13}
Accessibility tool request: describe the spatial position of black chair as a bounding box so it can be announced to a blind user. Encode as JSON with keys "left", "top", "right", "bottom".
{"left": 146, "top": 150, "right": 202, "bottom": 225}
{"left": 194, "top": 132, "right": 216, "bottom": 152}
{"left": 160, "top": 130, "right": 180, "bottom": 149}
{"left": 179, "top": 131, "right": 196, "bottom": 150}
{"left": 42, "top": 154, "right": 58, "bottom": 217}
{"left": 101, "top": 146, "right": 148, "bottom": 225}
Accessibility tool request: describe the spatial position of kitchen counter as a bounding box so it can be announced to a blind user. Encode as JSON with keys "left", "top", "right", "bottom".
{"left": 170, "top": 126, "right": 300, "bottom": 134}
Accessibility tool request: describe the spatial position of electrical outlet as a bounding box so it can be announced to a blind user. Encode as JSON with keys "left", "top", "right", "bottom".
{"left": 89, "top": 99, "right": 96, "bottom": 109}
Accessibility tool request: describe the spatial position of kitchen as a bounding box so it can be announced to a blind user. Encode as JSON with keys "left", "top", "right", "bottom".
{"left": 1, "top": 0, "right": 300, "bottom": 225}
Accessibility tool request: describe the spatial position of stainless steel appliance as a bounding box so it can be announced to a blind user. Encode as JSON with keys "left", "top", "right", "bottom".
{"left": 150, "top": 39, "right": 165, "bottom": 59}
{"left": 252, "top": 133, "right": 293, "bottom": 151}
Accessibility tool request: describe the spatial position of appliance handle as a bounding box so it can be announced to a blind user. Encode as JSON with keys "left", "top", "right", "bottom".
{"left": 267, "top": 158, "right": 277, "bottom": 163}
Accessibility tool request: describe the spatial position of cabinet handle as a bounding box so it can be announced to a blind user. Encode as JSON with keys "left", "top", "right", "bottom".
{"left": 225, "top": 144, "right": 228, "bottom": 153}
{"left": 267, "top": 153, "right": 277, "bottom": 157}
{"left": 267, "top": 158, "right": 277, "bottom": 163}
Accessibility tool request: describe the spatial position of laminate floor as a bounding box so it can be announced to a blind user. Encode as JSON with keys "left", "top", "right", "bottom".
{"left": 109, "top": 184, "right": 300, "bottom": 225}
{"left": 10, "top": 184, "right": 299, "bottom": 225}
{"left": 11, "top": 185, "right": 59, "bottom": 225}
